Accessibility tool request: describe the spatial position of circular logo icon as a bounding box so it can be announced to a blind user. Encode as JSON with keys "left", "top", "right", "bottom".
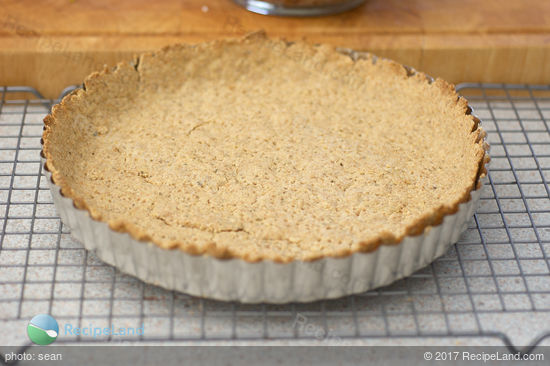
{"left": 27, "top": 314, "right": 58, "bottom": 345}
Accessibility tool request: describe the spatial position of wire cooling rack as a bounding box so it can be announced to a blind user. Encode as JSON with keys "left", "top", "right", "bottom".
{"left": 1, "top": 84, "right": 550, "bottom": 355}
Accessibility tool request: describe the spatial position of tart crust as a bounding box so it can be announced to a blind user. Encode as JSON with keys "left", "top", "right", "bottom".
{"left": 42, "top": 32, "right": 489, "bottom": 263}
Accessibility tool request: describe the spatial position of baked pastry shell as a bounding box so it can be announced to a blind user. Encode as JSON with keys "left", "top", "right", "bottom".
{"left": 41, "top": 42, "right": 489, "bottom": 303}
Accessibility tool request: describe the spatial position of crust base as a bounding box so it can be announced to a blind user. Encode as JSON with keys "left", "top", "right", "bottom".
{"left": 42, "top": 32, "right": 489, "bottom": 263}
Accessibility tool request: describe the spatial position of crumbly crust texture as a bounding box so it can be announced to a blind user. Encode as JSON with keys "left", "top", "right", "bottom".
{"left": 43, "top": 32, "right": 489, "bottom": 263}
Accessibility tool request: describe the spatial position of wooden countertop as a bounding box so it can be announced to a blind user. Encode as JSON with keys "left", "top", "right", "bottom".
{"left": 1, "top": 0, "right": 549, "bottom": 98}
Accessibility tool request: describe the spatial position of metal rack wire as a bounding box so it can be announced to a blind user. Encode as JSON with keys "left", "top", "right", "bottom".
{"left": 0, "top": 84, "right": 549, "bottom": 355}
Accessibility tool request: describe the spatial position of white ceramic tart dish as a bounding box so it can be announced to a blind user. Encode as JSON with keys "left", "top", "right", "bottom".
{"left": 42, "top": 33, "right": 489, "bottom": 303}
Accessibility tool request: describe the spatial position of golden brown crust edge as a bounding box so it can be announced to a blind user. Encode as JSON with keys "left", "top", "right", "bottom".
{"left": 42, "top": 32, "right": 490, "bottom": 264}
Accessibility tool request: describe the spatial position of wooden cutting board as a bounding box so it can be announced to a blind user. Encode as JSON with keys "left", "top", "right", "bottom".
{"left": 1, "top": 0, "right": 549, "bottom": 98}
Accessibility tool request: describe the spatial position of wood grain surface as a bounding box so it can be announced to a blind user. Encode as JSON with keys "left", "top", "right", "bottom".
{"left": 1, "top": 0, "right": 549, "bottom": 98}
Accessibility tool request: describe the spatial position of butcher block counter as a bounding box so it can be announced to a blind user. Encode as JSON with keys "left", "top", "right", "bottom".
{"left": 1, "top": 0, "right": 549, "bottom": 98}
